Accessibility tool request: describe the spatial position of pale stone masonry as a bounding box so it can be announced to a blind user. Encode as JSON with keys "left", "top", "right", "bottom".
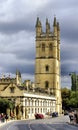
{"left": 35, "top": 17, "right": 62, "bottom": 114}
{"left": 22, "top": 92, "right": 56, "bottom": 119}
{"left": 0, "top": 81, "right": 56, "bottom": 119}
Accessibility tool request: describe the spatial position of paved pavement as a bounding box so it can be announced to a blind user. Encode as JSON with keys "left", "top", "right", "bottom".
{"left": 0, "top": 115, "right": 78, "bottom": 127}
{"left": 0, "top": 119, "right": 14, "bottom": 127}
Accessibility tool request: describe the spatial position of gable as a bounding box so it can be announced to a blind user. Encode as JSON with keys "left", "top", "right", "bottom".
{"left": 0, "top": 83, "right": 23, "bottom": 97}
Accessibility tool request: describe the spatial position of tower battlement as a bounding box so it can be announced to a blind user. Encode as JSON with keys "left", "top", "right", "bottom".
{"left": 36, "top": 17, "right": 60, "bottom": 40}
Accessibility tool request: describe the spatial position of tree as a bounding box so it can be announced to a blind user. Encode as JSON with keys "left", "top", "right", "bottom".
{"left": 61, "top": 88, "right": 78, "bottom": 110}
{"left": 0, "top": 98, "right": 14, "bottom": 113}
{"left": 69, "top": 91, "right": 78, "bottom": 108}
{"left": 61, "top": 88, "right": 70, "bottom": 110}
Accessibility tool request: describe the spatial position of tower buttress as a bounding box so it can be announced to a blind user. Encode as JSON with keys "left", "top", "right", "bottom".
{"left": 57, "top": 22, "right": 60, "bottom": 42}
{"left": 57, "top": 22, "right": 60, "bottom": 61}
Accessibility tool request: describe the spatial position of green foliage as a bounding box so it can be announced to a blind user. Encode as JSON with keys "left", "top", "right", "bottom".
{"left": 0, "top": 98, "right": 14, "bottom": 113}
{"left": 61, "top": 87, "right": 70, "bottom": 98}
{"left": 69, "top": 91, "right": 78, "bottom": 108}
{"left": 61, "top": 88, "right": 78, "bottom": 110}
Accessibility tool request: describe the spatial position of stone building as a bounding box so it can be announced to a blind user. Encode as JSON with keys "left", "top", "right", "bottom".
{"left": 35, "top": 17, "right": 62, "bottom": 114}
{"left": 0, "top": 70, "right": 21, "bottom": 92}
{"left": 0, "top": 77, "right": 56, "bottom": 119}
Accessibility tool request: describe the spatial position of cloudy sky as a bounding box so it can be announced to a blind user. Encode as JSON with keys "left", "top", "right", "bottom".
{"left": 0, "top": 0, "right": 78, "bottom": 88}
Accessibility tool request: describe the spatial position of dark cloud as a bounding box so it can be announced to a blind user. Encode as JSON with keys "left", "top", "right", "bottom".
{"left": 0, "top": 20, "right": 34, "bottom": 34}
{"left": 61, "top": 44, "right": 78, "bottom": 60}
{"left": 0, "top": 0, "right": 78, "bottom": 88}
{"left": 61, "top": 63, "right": 73, "bottom": 76}
{"left": 5, "top": 64, "right": 35, "bottom": 75}
{"left": 60, "top": 18, "right": 78, "bottom": 42}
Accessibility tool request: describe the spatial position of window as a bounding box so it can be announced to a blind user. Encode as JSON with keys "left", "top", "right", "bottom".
{"left": 35, "top": 108, "right": 37, "bottom": 113}
{"left": 49, "top": 43, "right": 52, "bottom": 51}
{"left": 10, "top": 87, "right": 15, "bottom": 93}
{"left": 25, "top": 99, "right": 27, "bottom": 106}
{"left": 32, "top": 100, "right": 34, "bottom": 106}
{"left": 32, "top": 108, "right": 33, "bottom": 113}
{"left": 28, "top": 108, "right": 30, "bottom": 114}
{"left": 38, "top": 108, "right": 39, "bottom": 113}
{"left": 35, "top": 100, "right": 37, "bottom": 106}
{"left": 42, "top": 44, "right": 45, "bottom": 51}
{"left": 29, "top": 100, "right": 30, "bottom": 106}
{"left": 45, "top": 65, "right": 49, "bottom": 72}
{"left": 38, "top": 100, "right": 39, "bottom": 106}
{"left": 41, "top": 108, "right": 42, "bottom": 113}
{"left": 45, "top": 81, "right": 49, "bottom": 89}
{"left": 40, "top": 101, "right": 42, "bottom": 106}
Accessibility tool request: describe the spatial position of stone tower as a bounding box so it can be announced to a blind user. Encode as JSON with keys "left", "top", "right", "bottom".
{"left": 35, "top": 17, "right": 62, "bottom": 114}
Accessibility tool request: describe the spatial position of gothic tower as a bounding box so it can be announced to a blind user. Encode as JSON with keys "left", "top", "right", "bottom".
{"left": 35, "top": 17, "right": 62, "bottom": 114}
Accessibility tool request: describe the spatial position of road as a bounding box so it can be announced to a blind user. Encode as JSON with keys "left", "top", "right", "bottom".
{"left": 0, "top": 115, "right": 78, "bottom": 130}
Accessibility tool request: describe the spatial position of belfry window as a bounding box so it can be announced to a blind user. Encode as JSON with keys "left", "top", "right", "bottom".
{"left": 42, "top": 44, "right": 45, "bottom": 51}
{"left": 49, "top": 43, "right": 52, "bottom": 51}
{"left": 45, "top": 65, "right": 49, "bottom": 72}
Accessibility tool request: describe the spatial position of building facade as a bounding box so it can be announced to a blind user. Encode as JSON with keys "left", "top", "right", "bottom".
{"left": 0, "top": 80, "right": 56, "bottom": 119}
{"left": 0, "top": 70, "right": 21, "bottom": 92}
{"left": 22, "top": 92, "right": 56, "bottom": 119}
{"left": 35, "top": 17, "right": 62, "bottom": 114}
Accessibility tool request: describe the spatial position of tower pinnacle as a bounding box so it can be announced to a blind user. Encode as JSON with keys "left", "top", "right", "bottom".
{"left": 46, "top": 18, "right": 50, "bottom": 33}
{"left": 53, "top": 17, "right": 57, "bottom": 37}
{"left": 36, "top": 17, "right": 42, "bottom": 37}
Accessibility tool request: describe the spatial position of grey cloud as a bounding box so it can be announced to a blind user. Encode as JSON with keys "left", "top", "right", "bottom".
{"left": 61, "top": 59, "right": 78, "bottom": 76}
{"left": 61, "top": 45, "right": 78, "bottom": 61}
{"left": 0, "top": 20, "right": 34, "bottom": 34}
{"left": 48, "top": 0, "right": 78, "bottom": 10}
{"left": 60, "top": 18, "right": 78, "bottom": 42}
{"left": 0, "top": 0, "right": 78, "bottom": 88}
{"left": 61, "top": 43, "right": 78, "bottom": 76}
{"left": 5, "top": 64, "right": 35, "bottom": 75}
{"left": 0, "top": 53, "right": 35, "bottom": 75}
{"left": 16, "top": 48, "right": 35, "bottom": 60}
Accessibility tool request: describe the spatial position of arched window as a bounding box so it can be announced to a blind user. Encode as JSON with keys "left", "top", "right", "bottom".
{"left": 49, "top": 43, "right": 53, "bottom": 57}
{"left": 45, "top": 81, "right": 49, "bottom": 89}
{"left": 49, "top": 43, "right": 52, "bottom": 51}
